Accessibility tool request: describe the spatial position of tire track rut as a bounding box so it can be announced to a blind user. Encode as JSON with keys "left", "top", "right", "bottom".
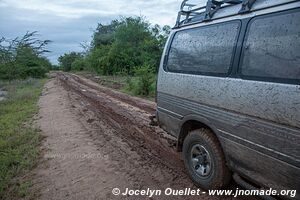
{"left": 54, "top": 72, "right": 250, "bottom": 200}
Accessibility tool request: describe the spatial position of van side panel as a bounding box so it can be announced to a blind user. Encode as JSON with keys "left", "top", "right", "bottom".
{"left": 156, "top": 72, "right": 300, "bottom": 190}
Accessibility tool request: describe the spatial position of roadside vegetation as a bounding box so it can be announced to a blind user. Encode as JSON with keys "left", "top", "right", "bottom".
{"left": 0, "top": 79, "right": 46, "bottom": 199}
{"left": 123, "top": 65, "right": 156, "bottom": 98}
{"left": 0, "top": 31, "right": 53, "bottom": 80}
{"left": 58, "top": 17, "right": 170, "bottom": 98}
{"left": 0, "top": 32, "right": 51, "bottom": 199}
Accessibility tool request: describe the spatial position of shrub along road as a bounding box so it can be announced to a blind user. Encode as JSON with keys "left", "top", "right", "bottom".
{"left": 31, "top": 72, "right": 250, "bottom": 200}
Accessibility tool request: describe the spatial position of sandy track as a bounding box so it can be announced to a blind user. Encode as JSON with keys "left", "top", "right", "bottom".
{"left": 32, "top": 73, "right": 249, "bottom": 200}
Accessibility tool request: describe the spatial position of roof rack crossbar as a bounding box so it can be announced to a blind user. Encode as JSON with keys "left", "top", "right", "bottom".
{"left": 175, "top": 0, "right": 257, "bottom": 28}
{"left": 204, "top": 0, "right": 243, "bottom": 21}
{"left": 239, "top": 0, "right": 257, "bottom": 13}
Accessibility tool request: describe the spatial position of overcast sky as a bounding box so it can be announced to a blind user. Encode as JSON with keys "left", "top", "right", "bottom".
{"left": 0, "top": 0, "right": 206, "bottom": 64}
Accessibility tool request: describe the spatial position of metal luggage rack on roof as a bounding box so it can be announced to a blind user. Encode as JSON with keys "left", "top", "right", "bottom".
{"left": 175, "top": 0, "right": 256, "bottom": 27}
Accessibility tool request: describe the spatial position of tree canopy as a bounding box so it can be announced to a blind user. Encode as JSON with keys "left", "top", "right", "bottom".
{"left": 0, "top": 31, "right": 52, "bottom": 80}
{"left": 58, "top": 16, "right": 171, "bottom": 75}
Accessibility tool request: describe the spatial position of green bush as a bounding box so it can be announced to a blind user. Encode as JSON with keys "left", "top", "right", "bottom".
{"left": 64, "top": 17, "right": 170, "bottom": 76}
{"left": 0, "top": 32, "right": 52, "bottom": 80}
{"left": 125, "top": 65, "right": 156, "bottom": 96}
{"left": 71, "top": 58, "right": 86, "bottom": 71}
{"left": 24, "top": 66, "right": 47, "bottom": 78}
{"left": 58, "top": 52, "right": 82, "bottom": 72}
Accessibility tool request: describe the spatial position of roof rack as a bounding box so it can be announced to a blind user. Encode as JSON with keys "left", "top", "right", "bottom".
{"left": 175, "top": 0, "right": 257, "bottom": 27}
{"left": 239, "top": 0, "right": 257, "bottom": 13}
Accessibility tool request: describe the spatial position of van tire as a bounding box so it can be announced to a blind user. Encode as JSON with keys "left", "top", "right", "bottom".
{"left": 182, "top": 128, "right": 231, "bottom": 189}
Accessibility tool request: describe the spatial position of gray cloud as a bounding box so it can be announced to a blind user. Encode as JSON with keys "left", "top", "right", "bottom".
{"left": 0, "top": 0, "right": 205, "bottom": 64}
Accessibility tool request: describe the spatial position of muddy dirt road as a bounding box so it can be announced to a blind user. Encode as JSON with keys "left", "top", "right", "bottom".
{"left": 32, "top": 73, "right": 248, "bottom": 200}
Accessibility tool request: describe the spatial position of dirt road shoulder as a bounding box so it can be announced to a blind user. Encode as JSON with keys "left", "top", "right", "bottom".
{"left": 32, "top": 78, "right": 129, "bottom": 200}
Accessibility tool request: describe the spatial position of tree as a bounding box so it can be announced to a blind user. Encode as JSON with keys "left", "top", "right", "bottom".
{"left": 92, "top": 20, "right": 121, "bottom": 48}
{"left": 57, "top": 16, "right": 171, "bottom": 76}
{"left": 102, "top": 17, "right": 164, "bottom": 74}
{"left": 58, "top": 52, "right": 82, "bottom": 72}
{"left": 0, "top": 31, "right": 52, "bottom": 80}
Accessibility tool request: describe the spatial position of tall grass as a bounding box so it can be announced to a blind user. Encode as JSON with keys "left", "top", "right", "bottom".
{"left": 0, "top": 78, "right": 46, "bottom": 199}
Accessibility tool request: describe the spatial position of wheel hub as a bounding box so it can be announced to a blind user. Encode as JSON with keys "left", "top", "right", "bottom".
{"left": 190, "top": 144, "right": 211, "bottom": 177}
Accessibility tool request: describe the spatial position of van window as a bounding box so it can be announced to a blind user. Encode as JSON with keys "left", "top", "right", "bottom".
{"left": 241, "top": 9, "right": 300, "bottom": 81}
{"left": 166, "top": 21, "right": 240, "bottom": 75}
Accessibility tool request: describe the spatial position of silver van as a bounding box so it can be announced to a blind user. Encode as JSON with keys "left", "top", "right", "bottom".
{"left": 156, "top": 0, "right": 300, "bottom": 198}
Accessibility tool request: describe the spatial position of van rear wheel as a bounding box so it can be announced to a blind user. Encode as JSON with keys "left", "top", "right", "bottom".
{"left": 182, "top": 128, "right": 231, "bottom": 189}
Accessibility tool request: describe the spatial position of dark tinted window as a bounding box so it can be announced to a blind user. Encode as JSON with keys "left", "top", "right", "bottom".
{"left": 166, "top": 21, "right": 240, "bottom": 75}
{"left": 241, "top": 9, "right": 300, "bottom": 81}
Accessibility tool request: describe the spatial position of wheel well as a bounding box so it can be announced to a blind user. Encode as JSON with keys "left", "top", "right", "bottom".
{"left": 177, "top": 120, "right": 212, "bottom": 152}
